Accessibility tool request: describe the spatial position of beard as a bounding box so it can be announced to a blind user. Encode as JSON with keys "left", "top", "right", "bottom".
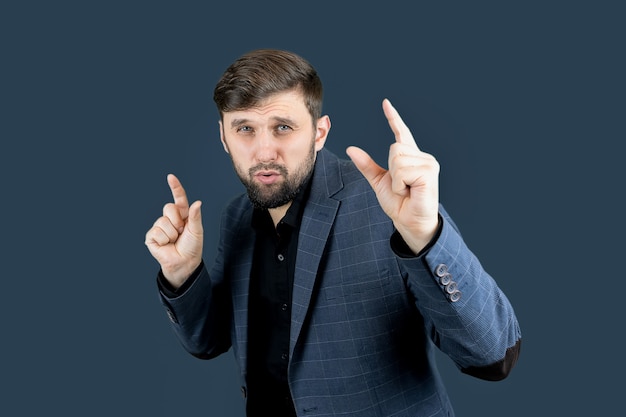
{"left": 232, "top": 140, "right": 316, "bottom": 210}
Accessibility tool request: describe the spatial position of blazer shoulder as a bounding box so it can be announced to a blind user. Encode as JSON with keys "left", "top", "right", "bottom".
{"left": 316, "top": 147, "right": 373, "bottom": 198}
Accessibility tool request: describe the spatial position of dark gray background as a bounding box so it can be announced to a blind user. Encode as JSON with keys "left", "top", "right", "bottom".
{"left": 2, "top": 1, "right": 624, "bottom": 416}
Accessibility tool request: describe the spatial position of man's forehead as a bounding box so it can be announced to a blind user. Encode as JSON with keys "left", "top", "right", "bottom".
{"left": 223, "top": 90, "right": 310, "bottom": 125}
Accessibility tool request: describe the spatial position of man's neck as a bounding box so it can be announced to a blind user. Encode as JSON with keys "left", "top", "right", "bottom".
{"left": 268, "top": 202, "right": 292, "bottom": 228}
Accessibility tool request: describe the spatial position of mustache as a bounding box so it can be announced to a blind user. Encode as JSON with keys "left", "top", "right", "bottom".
{"left": 248, "top": 163, "right": 288, "bottom": 176}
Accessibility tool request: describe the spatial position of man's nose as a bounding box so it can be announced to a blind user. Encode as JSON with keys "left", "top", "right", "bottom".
{"left": 255, "top": 130, "right": 278, "bottom": 162}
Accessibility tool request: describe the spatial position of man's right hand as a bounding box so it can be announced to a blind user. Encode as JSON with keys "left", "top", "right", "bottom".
{"left": 145, "top": 174, "right": 203, "bottom": 289}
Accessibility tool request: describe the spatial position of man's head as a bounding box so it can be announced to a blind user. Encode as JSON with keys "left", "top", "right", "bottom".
{"left": 213, "top": 48, "right": 323, "bottom": 124}
{"left": 214, "top": 49, "right": 330, "bottom": 210}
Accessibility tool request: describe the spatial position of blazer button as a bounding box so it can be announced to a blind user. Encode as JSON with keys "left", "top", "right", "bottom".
{"left": 439, "top": 273, "right": 452, "bottom": 286}
{"left": 444, "top": 281, "right": 458, "bottom": 294}
{"left": 165, "top": 308, "right": 178, "bottom": 324}
{"left": 447, "top": 290, "right": 462, "bottom": 302}
{"left": 435, "top": 264, "right": 448, "bottom": 277}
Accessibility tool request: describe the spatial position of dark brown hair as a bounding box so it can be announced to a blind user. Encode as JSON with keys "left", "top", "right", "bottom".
{"left": 213, "top": 49, "right": 323, "bottom": 123}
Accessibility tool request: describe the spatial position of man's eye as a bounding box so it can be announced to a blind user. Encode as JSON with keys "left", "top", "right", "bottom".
{"left": 276, "top": 125, "right": 292, "bottom": 132}
{"left": 237, "top": 126, "right": 253, "bottom": 133}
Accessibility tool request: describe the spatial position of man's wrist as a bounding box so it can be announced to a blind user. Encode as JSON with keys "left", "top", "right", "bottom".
{"left": 391, "top": 215, "right": 442, "bottom": 258}
{"left": 158, "top": 260, "right": 204, "bottom": 297}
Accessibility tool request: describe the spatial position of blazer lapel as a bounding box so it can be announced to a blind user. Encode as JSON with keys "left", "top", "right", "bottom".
{"left": 229, "top": 206, "right": 255, "bottom": 376}
{"left": 290, "top": 148, "right": 343, "bottom": 355}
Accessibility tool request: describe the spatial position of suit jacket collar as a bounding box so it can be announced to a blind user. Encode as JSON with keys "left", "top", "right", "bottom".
{"left": 310, "top": 147, "right": 345, "bottom": 200}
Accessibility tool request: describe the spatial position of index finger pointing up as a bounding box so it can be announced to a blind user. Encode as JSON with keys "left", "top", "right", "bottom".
{"left": 167, "top": 173, "right": 190, "bottom": 214}
{"left": 382, "top": 98, "right": 419, "bottom": 150}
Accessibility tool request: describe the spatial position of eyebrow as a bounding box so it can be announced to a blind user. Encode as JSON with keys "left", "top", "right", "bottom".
{"left": 272, "top": 116, "right": 297, "bottom": 127}
{"left": 229, "top": 118, "right": 250, "bottom": 128}
{"left": 229, "top": 116, "right": 298, "bottom": 129}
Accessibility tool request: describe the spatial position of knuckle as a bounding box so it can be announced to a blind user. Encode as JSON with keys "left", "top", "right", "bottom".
{"left": 153, "top": 215, "right": 168, "bottom": 228}
{"left": 162, "top": 202, "right": 176, "bottom": 215}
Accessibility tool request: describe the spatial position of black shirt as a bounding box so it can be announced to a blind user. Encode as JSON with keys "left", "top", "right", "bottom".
{"left": 245, "top": 177, "right": 311, "bottom": 417}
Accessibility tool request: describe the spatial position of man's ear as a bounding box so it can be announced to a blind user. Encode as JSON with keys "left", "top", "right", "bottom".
{"left": 219, "top": 120, "right": 229, "bottom": 154}
{"left": 314, "top": 115, "right": 331, "bottom": 151}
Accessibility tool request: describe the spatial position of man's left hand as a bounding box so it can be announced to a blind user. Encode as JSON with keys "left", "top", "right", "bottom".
{"left": 347, "top": 99, "right": 440, "bottom": 255}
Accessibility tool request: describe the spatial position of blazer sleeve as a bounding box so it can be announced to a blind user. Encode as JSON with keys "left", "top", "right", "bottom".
{"left": 157, "top": 213, "right": 234, "bottom": 360}
{"left": 158, "top": 264, "right": 232, "bottom": 360}
{"left": 397, "top": 204, "right": 522, "bottom": 380}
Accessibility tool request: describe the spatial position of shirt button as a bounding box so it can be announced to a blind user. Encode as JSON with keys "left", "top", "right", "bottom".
{"left": 281, "top": 353, "right": 288, "bottom": 361}
{"left": 281, "top": 303, "right": 288, "bottom": 311}
{"left": 277, "top": 253, "right": 285, "bottom": 262}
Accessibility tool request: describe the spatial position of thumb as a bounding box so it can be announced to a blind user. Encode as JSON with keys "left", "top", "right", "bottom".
{"left": 346, "top": 146, "right": 387, "bottom": 188}
{"left": 186, "top": 200, "right": 204, "bottom": 236}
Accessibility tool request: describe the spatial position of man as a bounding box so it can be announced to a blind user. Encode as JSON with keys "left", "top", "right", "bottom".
{"left": 145, "top": 49, "right": 521, "bottom": 416}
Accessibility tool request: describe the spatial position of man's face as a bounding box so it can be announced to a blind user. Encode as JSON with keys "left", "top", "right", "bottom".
{"left": 219, "top": 90, "right": 330, "bottom": 209}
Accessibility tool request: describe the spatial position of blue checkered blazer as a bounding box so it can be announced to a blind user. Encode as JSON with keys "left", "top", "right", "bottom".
{"left": 160, "top": 148, "right": 521, "bottom": 416}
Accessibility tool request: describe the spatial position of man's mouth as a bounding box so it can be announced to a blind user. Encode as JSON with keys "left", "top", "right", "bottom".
{"left": 254, "top": 170, "right": 281, "bottom": 185}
